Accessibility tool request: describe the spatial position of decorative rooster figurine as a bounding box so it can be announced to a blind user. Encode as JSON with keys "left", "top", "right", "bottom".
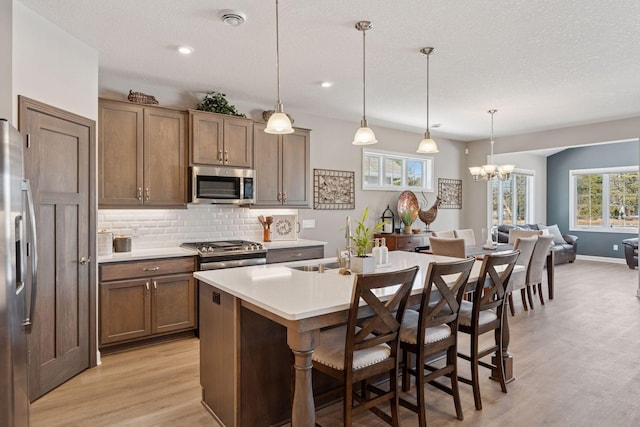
{"left": 418, "top": 193, "right": 442, "bottom": 231}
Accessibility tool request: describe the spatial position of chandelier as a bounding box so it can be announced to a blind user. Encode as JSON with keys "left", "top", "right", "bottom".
{"left": 468, "top": 109, "right": 515, "bottom": 181}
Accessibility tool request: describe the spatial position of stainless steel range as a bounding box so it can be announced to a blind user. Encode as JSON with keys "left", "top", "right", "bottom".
{"left": 181, "top": 240, "right": 267, "bottom": 271}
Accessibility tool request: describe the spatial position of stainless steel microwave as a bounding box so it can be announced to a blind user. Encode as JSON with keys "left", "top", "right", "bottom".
{"left": 189, "top": 166, "right": 255, "bottom": 205}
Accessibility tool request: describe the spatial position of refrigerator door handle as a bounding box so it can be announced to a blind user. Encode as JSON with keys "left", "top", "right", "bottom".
{"left": 22, "top": 179, "right": 38, "bottom": 333}
{"left": 15, "top": 214, "right": 24, "bottom": 295}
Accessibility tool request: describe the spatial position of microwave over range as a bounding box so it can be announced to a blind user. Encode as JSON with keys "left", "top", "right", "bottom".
{"left": 190, "top": 166, "right": 255, "bottom": 205}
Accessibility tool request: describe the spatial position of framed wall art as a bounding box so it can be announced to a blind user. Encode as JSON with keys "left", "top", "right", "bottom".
{"left": 438, "top": 178, "right": 462, "bottom": 209}
{"left": 313, "top": 169, "right": 355, "bottom": 210}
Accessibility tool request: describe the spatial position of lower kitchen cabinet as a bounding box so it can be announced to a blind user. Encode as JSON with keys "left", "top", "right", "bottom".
{"left": 99, "top": 257, "right": 197, "bottom": 348}
{"left": 373, "top": 232, "right": 431, "bottom": 252}
{"left": 266, "top": 245, "right": 324, "bottom": 264}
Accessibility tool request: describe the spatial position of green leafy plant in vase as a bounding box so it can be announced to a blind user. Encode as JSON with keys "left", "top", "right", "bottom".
{"left": 349, "top": 208, "right": 384, "bottom": 273}
{"left": 196, "top": 91, "right": 246, "bottom": 117}
{"left": 400, "top": 211, "right": 414, "bottom": 234}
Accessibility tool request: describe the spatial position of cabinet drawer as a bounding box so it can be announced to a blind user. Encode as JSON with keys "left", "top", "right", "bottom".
{"left": 395, "top": 236, "right": 429, "bottom": 251}
{"left": 100, "top": 256, "right": 196, "bottom": 282}
{"left": 266, "top": 246, "right": 324, "bottom": 264}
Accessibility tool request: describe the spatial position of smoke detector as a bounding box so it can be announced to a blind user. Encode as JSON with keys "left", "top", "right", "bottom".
{"left": 219, "top": 10, "right": 247, "bottom": 26}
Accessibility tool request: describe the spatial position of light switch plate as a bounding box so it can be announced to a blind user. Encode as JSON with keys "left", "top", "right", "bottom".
{"left": 302, "top": 219, "right": 315, "bottom": 229}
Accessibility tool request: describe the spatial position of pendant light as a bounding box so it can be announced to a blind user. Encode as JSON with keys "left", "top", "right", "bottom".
{"left": 353, "top": 21, "right": 377, "bottom": 145}
{"left": 416, "top": 47, "right": 439, "bottom": 153}
{"left": 468, "top": 109, "right": 515, "bottom": 181}
{"left": 265, "top": 0, "right": 294, "bottom": 134}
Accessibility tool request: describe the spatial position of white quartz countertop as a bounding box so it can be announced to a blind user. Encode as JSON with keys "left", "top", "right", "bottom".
{"left": 195, "top": 251, "right": 474, "bottom": 321}
{"left": 98, "top": 247, "right": 197, "bottom": 263}
{"left": 263, "top": 239, "right": 327, "bottom": 249}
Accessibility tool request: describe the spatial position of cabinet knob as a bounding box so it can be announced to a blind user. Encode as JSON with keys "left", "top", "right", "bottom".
{"left": 145, "top": 188, "right": 150, "bottom": 201}
{"left": 145, "top": 282, "right": 150, "bottom": 293}
{"left": 137, "top": 187, "right": 143, "bottom": 201}
{"left": 224, "top": 149, "right": 229, "bottom": 163}
{"left": 78, "top": 256, "right": 91, "bottom": 265}
{"left": 277, "top": 192, "right": 282, "bottom": 202}
{"left": 143, "top": 266, "right": 160, "bottom": 272}
{"left": 282, "top": 192, "right": 287, "bottom": 203}
{"left": 218, "top": 149, "right": 223, "bottom": 163}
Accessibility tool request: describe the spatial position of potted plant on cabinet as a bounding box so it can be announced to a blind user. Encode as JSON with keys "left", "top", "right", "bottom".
{"left": 349, "top": 208, "right": 384, "bottom": 273}
{"left": 400, "top": 211, "right": 414, "bottom": 234}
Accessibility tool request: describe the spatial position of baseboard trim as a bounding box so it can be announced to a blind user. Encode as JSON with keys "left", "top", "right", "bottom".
{"left": 576, "top": 255, "right": 626, "bottom": 264}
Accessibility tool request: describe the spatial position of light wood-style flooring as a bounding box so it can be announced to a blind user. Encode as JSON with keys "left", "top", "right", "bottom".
{"left": 31, "top": 260, "right": 640, "bottom": 426}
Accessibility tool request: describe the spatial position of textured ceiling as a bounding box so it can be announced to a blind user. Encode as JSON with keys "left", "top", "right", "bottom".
{"left": 18, "top": 0, "right": 640, "bottom": 142}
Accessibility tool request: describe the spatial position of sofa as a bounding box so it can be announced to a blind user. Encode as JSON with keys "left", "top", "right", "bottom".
{"left": 494, "top": 224, "right": 578, "bottom": 265}
{"left": 622, "top": 237, "right": 638, "bottom": 269}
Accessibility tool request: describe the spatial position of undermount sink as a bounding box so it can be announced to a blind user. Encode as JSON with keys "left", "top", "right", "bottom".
{"left": 289, "top": 261, "right": 343, "bottom": 272}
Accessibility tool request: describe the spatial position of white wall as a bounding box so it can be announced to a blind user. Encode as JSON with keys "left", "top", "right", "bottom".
{"left": 0, "top": 0, "right": 11, "bottom": 121}
{"left": 12, "top": 1, "right": 99, "bottom": 123}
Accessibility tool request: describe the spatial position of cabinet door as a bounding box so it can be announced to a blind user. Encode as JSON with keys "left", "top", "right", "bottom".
{"left": 190, "top": 111, "right": 223, "bottom": 165}
{"left": 99, "top": 278, "right": 151, "bottom": 345}
{"left": 144, "top": 108, "right": 187, "bottom": 207}
{"left": 253, "top": 123, "right": 282, "bottom": 206}
{"left": 151, "top": 273, "right": 196, "bottom": 335}
{"left": 281, "top": 129, "right": 310, "bottom": 207}
{"left": 223, "top": 117, "right": 253, "bottom": 168}
{"left": 98, "top": 100, "right": 144, "bottom": 206}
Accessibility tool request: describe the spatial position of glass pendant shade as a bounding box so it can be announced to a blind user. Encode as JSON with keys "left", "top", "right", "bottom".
{"left": 353, "top": 119, "right": 377, "bottom": 145}
{"left": 265, "top": 105, "right": 294, "bottom": 134}
{"left": 416, "top": 131, "right": 439, "bottom": 153}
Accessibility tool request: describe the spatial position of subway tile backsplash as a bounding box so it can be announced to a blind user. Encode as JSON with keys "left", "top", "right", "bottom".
{"left": 98, "top": 206, "right": 299, "bottom": 249}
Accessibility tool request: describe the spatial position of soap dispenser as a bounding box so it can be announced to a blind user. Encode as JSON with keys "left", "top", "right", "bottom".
{"left": 372, "top": 238, "right": 382, "bottom": 266}
{"left": 379, "top": 237, "right": 389, "bottom": 265}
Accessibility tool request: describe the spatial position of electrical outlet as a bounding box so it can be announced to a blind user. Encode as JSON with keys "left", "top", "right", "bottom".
{"left": 613, "top": 244, "right": 618, "bottom": 251}
{"left": 302, "top": 219, "right": 316, "bottom": 229}
{"left": 131, "top": 224, "right": 139, "bottom": 237}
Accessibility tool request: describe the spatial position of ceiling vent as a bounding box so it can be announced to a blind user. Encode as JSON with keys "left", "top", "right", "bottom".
{"left": 219, "top": 10, "right": 247, "bottom": 26}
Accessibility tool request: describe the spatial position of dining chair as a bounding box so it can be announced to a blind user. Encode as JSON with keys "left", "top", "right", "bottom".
{"left": 311, "top": 266, "right": 419, "bottom": 426}
{"left": 454, "top": 229, "right": 477, "bottom": 247}
{"left": 432, "top": 230, "right": 455, "bottom": 238}
{"left": 507, "top": 229, "right": 542, "bottom": 244}
{"left": 457, "top": 250, "right": 519, "bottom": 411}
{"left": 507, "top": 236, "right": 537, "bottom": 315}
{"left": 399, "top": 258, "right": 475, "bottom": 427}
{"left": 527, "top": 235, "right": 554, "bottom": 306}
{"left": 429, "top": 237, "right": 466, "bottom": 258}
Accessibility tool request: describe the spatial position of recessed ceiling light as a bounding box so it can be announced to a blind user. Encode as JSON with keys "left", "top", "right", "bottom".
{"left": 320, "top": 81, "right": 334, "bottom": 88}
{"left": 178, "top": 46, "right": 193, "bottom": 55}
{"left": 431, "top": 123, "right": 442, "bottom": 128}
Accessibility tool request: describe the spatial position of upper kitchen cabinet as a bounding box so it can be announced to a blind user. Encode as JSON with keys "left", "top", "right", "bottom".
{"left": 99, "top": 98, "right": 187, "bottom": 208}
{"left": 253, "top": 123, "right": 311, "bottom": 207}
{"left": 189, "top": 110, "right": 253, "bottom": 168}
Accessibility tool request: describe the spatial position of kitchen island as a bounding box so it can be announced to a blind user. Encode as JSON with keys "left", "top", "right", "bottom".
{"left": 195, "top": 251, "right": 519, "bottom": 427}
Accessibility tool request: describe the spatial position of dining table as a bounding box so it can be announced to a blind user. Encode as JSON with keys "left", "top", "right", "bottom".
{"left": 195, "top": 250, "right": 524, "bottom": 427}
{"left": 465, "top": 242, "right": 556, "bottom": 299}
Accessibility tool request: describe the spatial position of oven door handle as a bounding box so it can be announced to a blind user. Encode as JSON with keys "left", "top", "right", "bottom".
{"left": 199, "top": 257, "right": 267, "bottom": 271}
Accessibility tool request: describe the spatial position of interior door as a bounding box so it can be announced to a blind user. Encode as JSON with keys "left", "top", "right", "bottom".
{"left": 19, "top": 96, "right": 96, "bottom": 401}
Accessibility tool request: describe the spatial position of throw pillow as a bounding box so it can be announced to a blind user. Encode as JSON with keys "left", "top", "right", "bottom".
{"left": 539, "top": 224, "right": 565, "bottom": 245}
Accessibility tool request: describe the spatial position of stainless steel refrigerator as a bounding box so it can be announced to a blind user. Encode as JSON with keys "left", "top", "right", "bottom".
{"left": 0, "top": 119, "right": 37, "bottom": 426}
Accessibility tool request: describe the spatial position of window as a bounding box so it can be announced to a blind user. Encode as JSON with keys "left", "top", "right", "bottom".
{"left": 490, "top": 171, "right": 534, "bottom": 227}
{"left": 362, "top": 148, "right": 434, "bottom": 191}
{"left": 570, "top": 167, "right": 639, "bottom": 232}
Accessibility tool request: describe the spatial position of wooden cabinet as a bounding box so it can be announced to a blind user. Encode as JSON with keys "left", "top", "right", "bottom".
{"left": 189, "top": 110, "right": 253, "bottom": 168}
{"left": 374, "top": 232, "right": 431, "bottom": 252}
{"left": 98, "top": 98, "right": 187, "bottom": 208}
{"left": 253, "top": 123, "right": 311, "bottom": 207}
{"left": 99, "top": 257, "right": 197, "bottom": 348}
{"left": 266, "top": 245, "right": 324, "bottom": 264}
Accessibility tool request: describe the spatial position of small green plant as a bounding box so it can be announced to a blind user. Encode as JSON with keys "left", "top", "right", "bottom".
{"left": 350, "top": 207, "right": 385, "bottom": 257}
{"left": 196, "top": 91, "right": 246, "bottom": 117}
{"left": 400, "top": 210, "right": 414, "bottom": 227}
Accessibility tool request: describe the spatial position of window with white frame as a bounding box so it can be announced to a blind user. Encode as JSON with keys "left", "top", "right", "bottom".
{"left": 570, "top": 166, "right": 639, "bottom": 232}
{"left": 490, "top": 170, "right": 534, "bottom": 227}
{"left": 362, "top": 148, "right": 434, "bottom": 191}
